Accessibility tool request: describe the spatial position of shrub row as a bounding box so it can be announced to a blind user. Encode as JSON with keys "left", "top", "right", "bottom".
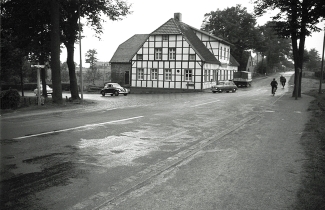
{"left": 0, "top": 89, "right": 21, "bottom": 109}
{"left": 315, "top": 71, "right": 325, "bottom": 79}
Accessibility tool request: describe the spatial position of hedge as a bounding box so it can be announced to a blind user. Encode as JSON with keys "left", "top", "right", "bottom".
{"left": 0, "top": 88, "right": 21, "bottom": 109}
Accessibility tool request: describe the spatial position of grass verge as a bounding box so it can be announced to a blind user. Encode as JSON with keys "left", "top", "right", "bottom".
{"left": 295, "top": 88, "right": 325, "bottom": 209}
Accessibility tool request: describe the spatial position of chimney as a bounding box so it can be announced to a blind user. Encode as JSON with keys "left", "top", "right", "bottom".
{"left": 174, "top": 13, "right": 182, "bottom": 22}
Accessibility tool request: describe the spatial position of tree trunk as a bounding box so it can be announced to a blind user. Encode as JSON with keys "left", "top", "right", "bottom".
{"left": 66, "top": 41, "right": 80, "bottom": 100}
{"left": 20, "top": 57, "right": 24, "bottom": 97}
{"left": 50, "top": 0, "right": 62, "bottom": 104}
{"left": 290, "top": 2, "right": 299, "bottom": 99}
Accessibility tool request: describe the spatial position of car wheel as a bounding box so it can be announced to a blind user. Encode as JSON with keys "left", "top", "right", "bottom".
{"left": 114, "top": 91, "right": 119, "bottom": 96}
{"left": 124, "top": 94, "right": 127, "bottom": 96}
{"left": 232, "top": 89, "right": 237, "bottom": 93}
{"left": 212, "top": 91, "right": 216, "bottom": 93}
{"left": 101, "top": 92, "right": 105, "bottom": 96}
{"left": 110, "top": 94, "right": 113, "bottom": 96}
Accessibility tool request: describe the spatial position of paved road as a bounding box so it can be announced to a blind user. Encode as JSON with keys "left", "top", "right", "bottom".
{"left": 1, "top": 72, "right": 312, "bottom": 209}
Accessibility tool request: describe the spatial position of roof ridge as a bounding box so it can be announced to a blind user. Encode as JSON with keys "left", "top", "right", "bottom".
{"left": 150, "top": 18, "right": 182, "bottom": 35}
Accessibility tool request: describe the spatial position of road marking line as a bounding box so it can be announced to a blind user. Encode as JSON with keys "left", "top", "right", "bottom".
{"left": 13, "top": 116, "right": 144, "bottom": 140}
{"left": 191, "top": 100, "right": 220, "bottom": 107}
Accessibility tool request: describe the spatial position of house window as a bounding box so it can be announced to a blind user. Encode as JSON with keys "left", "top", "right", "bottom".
{"left": 151, "top": 69, "right": 158, "bottom": 80}
{"left": 137, "top": 54, "right": 143, "bottom": 60}
{"left": 220, "top": 47, "right": 223, "bottom": 59}
{"left": 169, "top": 48, "right": 176, "bottom": 60}
{"left": 185, "top": 69, "right": 192, "bottom": 81}
{"left": 224, "top": 48, "right": 226, "bottom": 59}
{"left": 165, "top": 69, "right": 172, "bottom": 81}
{"left": 204, "top": 70, "right": 208, "bottom": 82}
{"left": 137, "top": 68, "right": 144, "bottom": 80}
{"left": 162, "top": 35, "right": 168, "bottom": 41}
{"left": 168, "top": 48, "right": 176, "bottom": 60}
{"left": 189, "top": 54, "right": 196, "bottom": 60}
{"left": 155, "top": 48, "right": 162, "bottom": 60}
{"left": 227, "top": 49, "right": 230, "bottom": 60}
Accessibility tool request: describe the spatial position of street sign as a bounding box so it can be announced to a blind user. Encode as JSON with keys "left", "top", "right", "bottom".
{"left": 31, "top": 65, "right": 45, "bottom": 68}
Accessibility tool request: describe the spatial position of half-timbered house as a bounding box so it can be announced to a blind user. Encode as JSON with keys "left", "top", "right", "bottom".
{"left": 110, "top": 13, "right": 239, "bottom": 93}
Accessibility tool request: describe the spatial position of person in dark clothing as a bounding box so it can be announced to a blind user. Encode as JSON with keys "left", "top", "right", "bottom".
{"left": 280, "top": 75, "right": 286, "bottom": 88}
{"left": 270, "top": 78, "right": 278, "bottom": 95}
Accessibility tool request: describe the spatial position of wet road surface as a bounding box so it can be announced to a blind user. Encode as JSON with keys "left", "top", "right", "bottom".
{"left": 1, "top": 72, "right": 296, "bottom": 209}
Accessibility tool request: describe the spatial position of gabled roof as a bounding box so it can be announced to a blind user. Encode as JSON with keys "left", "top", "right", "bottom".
{"left": 110, "top": 16, "right": 238, "bottom": 66}
{"left": 229, "top": 54, "right": 240, "bottom": 67}
{"left": 151, "top": 18, "right": 220, "bottom": 64}
{"left": 151, "top": 18, "right": 181, "bottom": 34}
{"left": 110, "top": 34, "right": 149, "bottom": 63}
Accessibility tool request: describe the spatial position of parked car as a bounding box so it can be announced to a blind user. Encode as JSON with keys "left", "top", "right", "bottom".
{"left": 211, "top": 81, "right": 238, "bottom": 93}
{"left": 34, "top": 85, "right": 53, "bottom": 96}
{"left": 100, "top": 83, "right": 130, "bottom": 96}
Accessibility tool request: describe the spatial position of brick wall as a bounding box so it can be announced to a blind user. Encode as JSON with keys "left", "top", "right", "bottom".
{"left": 111, "top": 63, "right": 131, "bottom": 86}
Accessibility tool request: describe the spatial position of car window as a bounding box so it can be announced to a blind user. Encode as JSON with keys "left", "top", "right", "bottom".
{"left": 218, "top": 82, "right": 224, "bottom": 85}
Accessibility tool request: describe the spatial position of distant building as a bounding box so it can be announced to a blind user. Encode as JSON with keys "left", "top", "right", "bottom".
{"left": 110, "top": 13, "right": 239, "bottom": 93}
{"left": 244, "top": 51, "right": 264, "bottom": 74}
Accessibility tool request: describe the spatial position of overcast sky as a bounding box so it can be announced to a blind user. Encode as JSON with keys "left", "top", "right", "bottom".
{"left": 60, "top": 0, "right": 324, "bottom": 67}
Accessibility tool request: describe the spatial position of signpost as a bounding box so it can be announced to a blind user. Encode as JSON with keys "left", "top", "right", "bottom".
{"left": 31, "top": 64, "right": 45, "bottom": 106}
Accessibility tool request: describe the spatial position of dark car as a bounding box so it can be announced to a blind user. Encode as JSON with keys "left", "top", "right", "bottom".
{"left": 100, "top": 83, "right": 130, "bottom": 96}
{"left": 211, "top": 81, "right": 238, "bottom": 93}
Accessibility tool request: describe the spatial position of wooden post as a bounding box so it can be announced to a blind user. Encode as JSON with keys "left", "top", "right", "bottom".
{"left": 37, "top": 67, "right": 41, "bottom": 105}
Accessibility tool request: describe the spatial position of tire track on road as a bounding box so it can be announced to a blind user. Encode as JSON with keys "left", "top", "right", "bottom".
{"left": 68, "top": 113, "right": 260, "bottom": 210}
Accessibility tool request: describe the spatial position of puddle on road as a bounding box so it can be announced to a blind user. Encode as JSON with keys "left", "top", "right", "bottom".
{"left": 77, "top": 126, "right": 195, "bottom": 169}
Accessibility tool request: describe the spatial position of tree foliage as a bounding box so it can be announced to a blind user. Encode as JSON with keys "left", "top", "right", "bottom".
{"left": 1, "top": 0, "right": 52, "bottom": 97}
{"left": 304, "top": 48, "right": 322, "bottom": 71}
{"left": 1, "top": 0, "right": 132, "bottom": 101}
{"left": 59, "top": 0, "right": 132, "bottom": 100}
{"left": 85, "top": 49, "right": 101, "bottom": 84}
{"left": 257, "top": 22, "right": 292, "bottom": 73}
{"left": 202, "top": 4, "right": 260, "bottom": 71}
{"left": 254, "top": 0, "right": 325, "bottom": 98}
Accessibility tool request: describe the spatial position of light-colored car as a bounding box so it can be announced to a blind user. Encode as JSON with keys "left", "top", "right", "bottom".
{"left": 100, "top": 83, "right": 130, "bottom": 96}
{"left": 211, "top": 81, "right": 238, "bottom": 93}
{"left": 34, "top": 85, "right": 53, "bottom": 96}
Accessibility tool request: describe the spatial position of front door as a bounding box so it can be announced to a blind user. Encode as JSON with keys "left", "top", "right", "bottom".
{"left": 124, "top": 71, "right": 130, "bottom": 85}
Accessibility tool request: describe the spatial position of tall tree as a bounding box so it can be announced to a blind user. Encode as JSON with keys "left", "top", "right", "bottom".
{"left": 1, "top": 0, "right": 51, "bottom": 97}
{"left": 50, "top": 0, "right": 62, "bottom": 104}
{"left": 258, "top": 22, "right": 292, "bottom": 73}
{"left": 60, "top": 0, "right": 132, "bottom": 100}
{"left": 304, "top": 48, "right": 321, "bottom": 71}
{"left": 1, "top": 0, "right": 132, "bottom": 102}
{"left": 202, "top": 4, "right": 260, "bottom": 71}
{"left": 85, "top": 49, "right": 101, "bottom": 84}
{"left": 254, "top": 0, "right": 325, "bottom": 98}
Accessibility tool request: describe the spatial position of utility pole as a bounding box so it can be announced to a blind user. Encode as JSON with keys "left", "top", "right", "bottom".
{"left": 319, "top": 25, "right": 325, "bottom": 94}
{"left": 78, "top": 3, "right": 83, "bottom": 100}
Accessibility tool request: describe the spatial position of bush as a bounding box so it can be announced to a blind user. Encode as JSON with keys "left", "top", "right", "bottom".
{"left": 0, "top": 88, "right": 21, "bottom": 109}
{"left": 315, "top": 71, "right": 325, "bottom": 79}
